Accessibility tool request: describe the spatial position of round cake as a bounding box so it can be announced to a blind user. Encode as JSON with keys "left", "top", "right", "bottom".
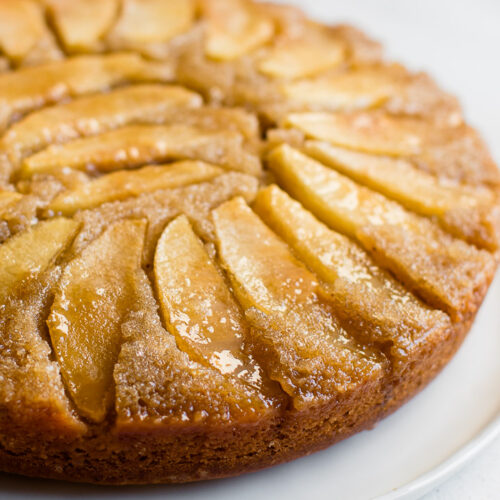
{"left": 0, "top": 0, "right": 499, "bottom": 485}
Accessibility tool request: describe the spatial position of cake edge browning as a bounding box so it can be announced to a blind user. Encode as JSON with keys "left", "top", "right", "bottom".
{"left": 0, "top": 305, "right": 483, "bottom": 484}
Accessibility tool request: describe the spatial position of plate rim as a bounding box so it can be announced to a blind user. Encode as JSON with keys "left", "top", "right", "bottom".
{"left": 377, "top": 412, "right": 500, "bottom": 499}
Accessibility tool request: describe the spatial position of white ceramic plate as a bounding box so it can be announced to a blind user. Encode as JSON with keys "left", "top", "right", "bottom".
{"left": 2, "top": 1, "right": 499, "bottom": 498}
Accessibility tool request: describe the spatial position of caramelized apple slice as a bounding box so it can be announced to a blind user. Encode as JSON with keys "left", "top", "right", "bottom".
{"left": 0, "top": 217, "right": 79, "bottom": 304}
{"left": 154, "top": 215, "right": 265, "bottom": 387}
{"left": 213, "top": 197, "right": 385, "bottom": 408}
{"left": 283, "top": 65, "right": 398, "bottom": 109}
{"left": 48, "top": 161, "right": 223, "bottom": 215}
{"left": 110, "top": 0, "right": 195, "bottom": 46}
{"left": 0, "top": 191, "right": 23, "bottom": 212}
{"left": 253, "top": 185, "right": 451, "bottom": 360}
{"left": 3, "top": 84, "right": 202, "bottom": 165}
{"left": 203, "top": 0, "right": 275, "bottom": 61}
{"left": 22, "top": 125, "right": 261, "bottom": 177}
{"left": 305, "top": 141, "right": 500, "bottom": 250}
{"left": 267, "top": 145, "right": 495, "bottom": 320}
{"left": 114, "top": 270, "right": 282, "bottom": 432}
{"left": 0, "top": 270, "right": 86, "bottom": 437}
{"left": 48, "top": 219, "right": 146, "bottom": 423}
{"left": 0, "top": 0, "right": 60, "bottom": 64}
{"left": 0, "top": 53, "right": 173, "bottom": 131}
{"left": 285, "top": 111, "right": 422, "bottom": 156}
{"left": 44, "top": 0, "right": 118, "bottom": 52}
{"left": 259, "top": 27, "right": 345, "bottom": 80}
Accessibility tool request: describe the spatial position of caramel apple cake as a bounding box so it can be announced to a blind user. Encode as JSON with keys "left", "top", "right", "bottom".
{"left": 0, "top": 0, "right": 498, "bottom": 485}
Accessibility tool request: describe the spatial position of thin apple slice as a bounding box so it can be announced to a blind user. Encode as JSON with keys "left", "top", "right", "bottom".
{"left": 253, "top": 185, "right": 451, "bottom": 364}
{"left": 203, "top": 0, "right": 275, "bottom": 61}
{"left": 154, "top": 215, "right": 266, "bottom": 388}
{"left": 0, "top": 53, "right": 173, "bottom": 132}
{"left": 48, "top": 161, "right": 223, "bottom": 215}
{"left": 0, "top": 269, "right": 86, "bottom": 437}
{"left": 22, "top": 124, "right": 261, "bottom": 177}
{"left": 2, "top": 84, "right": 202, "bottom": 166}
{"left": 48, "top": 219, "right": 146, "bottom": 423}
{"left": 0, "top": 0, "right": 61, "bottom": 64}
{"left": 259, "top": 27, "right": 345, "bottom": 80}
{"left": 305, "top": 141, "right": 500, "bottom": 250}
{"left": 43, "top": 0, "right": 118, "bottom": 52}
{"left": 114, "top": 269, "right": 282, "bottom": 432}
{"left": 267, "top": 145, "right": 495, "bottom": 320}
{"left": 284, "top": 111, "right": 422, "bottom": 156}
{"left": 110, "top": 0, "right": 195, "bottom": 46}
{"left": 283, "top": 65, "right": 399, "bottom": 109}
{"left": 212, "top": 197, "right": 386, "bottom": 409}
{"left": 0, "top": 217, "right": 79, "bottom": 304}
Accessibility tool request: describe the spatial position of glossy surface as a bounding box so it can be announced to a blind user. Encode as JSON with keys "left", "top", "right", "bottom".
{"left": 48, "top": 161, "right": 223, "bottom": 215}
{"left": 22, "top": 124, "right": 260, "bottom": 177}
{"left": 268, "top": 144, "right": 495, "bottom": 319}
{"left": 47, "top": 219, "right": 146, "bottom": 422}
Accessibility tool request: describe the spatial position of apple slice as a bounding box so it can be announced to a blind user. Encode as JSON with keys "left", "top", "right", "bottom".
{"left": 114, "top": 269, "right": 282, "bottom": 432}
{"left": 22, "top": 124, "right": 261, "bottom": 177}
{"left": 0, "top": 191, "right": 23, "bottom": 212}
{"left": 284, "top": 111, "right": 422, "bottom": 156}
{"left": 203, "top": 0, "right": 275, "bottom": 61}
{"left": 305, "top": 141, "right": 500, "bottom": 250}
{"left": 154, "top": 214, "right": 266, "bottom": 388}
{"left": 267, "top": 145, "right": 495, "bottom": 320}
{"left": 259, "top": 27, "right": 344, "bottom": 80}
{"left": 0, "top": 53, "right": 173, "bottom": 131}
{"left": 48, "top": 219, "right": 146, "bottom": 423}
{"left": 110, "top": 0, "right": 195, "bottom": 46}
{"left": 253, "top": 185, "right": 450, "bottom": 361}
{"left": 2, "top": 84, "right": 202, "bottom": 166}
{"left": 212, "top": 197, "right": 385, "bottom": 409}
{"left": 0, "top": 0, "right": 60, "bottom": 64}
{"left": 0, "top": 217, "right": 79, "bottom": 304}
{"left": 43, "top": 0, "right": 118, "bottom": 52}
{"left": 48, "top": 161, "right": 223, "bottom": 215}
{"left": 282, "top": 65, "right": 399, "bottom": 109}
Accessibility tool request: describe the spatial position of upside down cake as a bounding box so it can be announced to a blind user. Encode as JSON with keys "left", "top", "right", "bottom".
{"left": 0, "top": 0, "right": 498, "bottom": 485}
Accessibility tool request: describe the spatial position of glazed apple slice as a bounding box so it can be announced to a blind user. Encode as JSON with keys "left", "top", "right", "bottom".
{"left": 22, "top": 124, "right": 261, "bottom": 177}
{"left": 0, "top": 53, "right": 173, "bottom": 132}
{"left": 253, "top": 185, "right": 450, "bottom": 360}
{"left": 154, "top": 214, "right": 267, "bottom": 388}
{"left": 282, "top": 65, "right": 399, "bottom": 109}
{"left": 212, "top": 197, "right": 386, "bottom": 409}
{"left": 110, "top": 0, "right": 195, "bottom": 46}
{"left": 0, "top": 191, "right": 23, "bottom": 212}
{"left": 2, "top": 84, "right": 202, "bottom": 166}
{"left": 43, "top": 0, "right": 118, "bottom": 52}
{"left": 48, "top": 219, "right": 146, "bottom": 423}
{"left": 0, "top": 217, "right": 79, "bottom": 304}
{"left": 259, "top": 27, "right": 345, "bottom": 80}
{"left": 284, "top": 111, "right": 422, "bottom": 156}
{"left": 305, "top": 141, "right": 500, "bottom": 250}
{"left": 203, "top": 0, "right": 275, "bottom": 61}
{"left": 114, "top": 270, "right": 283, "bottom": 432}
{"left": 48, "top": 161, "right": 223, "bottom": 215}
{"left": 0, "top": 0, "right": 60, "bottom": 64}
{"left": 267, "top": 145, "right": 495, "bottom": 320}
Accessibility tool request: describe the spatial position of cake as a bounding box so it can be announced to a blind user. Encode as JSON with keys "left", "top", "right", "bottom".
{"left": 0, "top": 0, "right": 498, "bottom": 485}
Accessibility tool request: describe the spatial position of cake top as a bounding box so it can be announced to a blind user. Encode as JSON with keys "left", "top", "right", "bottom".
{"left": 0, "top": 0, "right": 498, "bottom": 435}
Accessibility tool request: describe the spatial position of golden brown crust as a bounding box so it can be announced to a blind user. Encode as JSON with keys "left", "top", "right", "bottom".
{"left": 0, "top": 0, "right": 498, "bottom": 486}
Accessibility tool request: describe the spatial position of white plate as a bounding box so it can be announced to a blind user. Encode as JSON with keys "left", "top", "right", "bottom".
{"left": 2, "top": 1, "right": 499, "bottom": 498}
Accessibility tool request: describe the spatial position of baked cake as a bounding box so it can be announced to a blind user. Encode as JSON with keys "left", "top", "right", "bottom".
{"left": 0, "top": 0, "right": 498, "bottom": 485}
